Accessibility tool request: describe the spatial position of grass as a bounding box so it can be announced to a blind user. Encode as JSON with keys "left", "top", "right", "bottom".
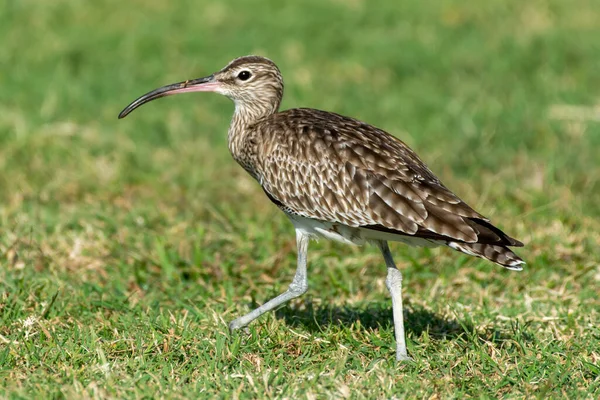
{"left": 1, "top": 0, "right": 599, "bottom": 398}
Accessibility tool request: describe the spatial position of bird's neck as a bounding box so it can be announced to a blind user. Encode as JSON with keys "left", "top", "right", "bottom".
{"left": 227, "top": 100, "right": 280, "bottom": 174}
{"left": 228, "top": 101, "right": 279, "bottom": 162}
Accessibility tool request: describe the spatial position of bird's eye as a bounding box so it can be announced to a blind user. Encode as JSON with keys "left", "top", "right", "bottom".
{"left": 237, "top": 70, "right": 252, "bottom": 81}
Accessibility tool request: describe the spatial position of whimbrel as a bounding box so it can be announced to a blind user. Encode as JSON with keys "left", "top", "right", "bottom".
{"left": 119, "top": 56, "right": 524, "bottom": 361}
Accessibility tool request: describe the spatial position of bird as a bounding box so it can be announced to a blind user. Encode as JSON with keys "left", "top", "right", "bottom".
{"left": 118, "top": 55, "right": 524, "bottom": 361}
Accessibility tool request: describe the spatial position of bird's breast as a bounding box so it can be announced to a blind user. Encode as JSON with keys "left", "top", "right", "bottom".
{"left": 228, "top": 127, "right": 261, "bottom": 180}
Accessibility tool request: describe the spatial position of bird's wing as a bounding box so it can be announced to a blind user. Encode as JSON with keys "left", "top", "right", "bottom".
{"left": 256, "top": 108, "right": 520, "bottom": 246}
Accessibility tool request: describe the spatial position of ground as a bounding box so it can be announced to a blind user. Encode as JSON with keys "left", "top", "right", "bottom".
{"left": 1, "top": 0, "right": 599, "bottom": 398}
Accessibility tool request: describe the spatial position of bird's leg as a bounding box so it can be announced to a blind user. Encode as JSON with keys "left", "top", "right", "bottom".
{"left": 229, "top": 229, "right": 310, "bottom": 332}
{"left": 377, "top": 241, "right": 411, "bottom": 361}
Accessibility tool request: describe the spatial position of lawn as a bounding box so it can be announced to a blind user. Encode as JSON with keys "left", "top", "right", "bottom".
{"left": 1, "top": 0, "right": 599, "bottom": 398}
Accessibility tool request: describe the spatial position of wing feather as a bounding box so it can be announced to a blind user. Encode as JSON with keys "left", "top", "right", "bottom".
{"left": 255, "top": 108, "right": 519, "bottom": 246}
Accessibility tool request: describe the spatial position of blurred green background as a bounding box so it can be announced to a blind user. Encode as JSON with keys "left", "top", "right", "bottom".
{"left": 1, "top": 0, "right": 599, "bottom": 398}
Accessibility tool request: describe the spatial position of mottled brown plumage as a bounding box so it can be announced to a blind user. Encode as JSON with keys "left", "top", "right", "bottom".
{"left": 255, "top": 109, "right": 522, "bottom": 250}
{"left": 119, "top": 55, "right": 524, "bottom": 361}
{"left": 214, "top": 57, "right": 524, "bottom": 269}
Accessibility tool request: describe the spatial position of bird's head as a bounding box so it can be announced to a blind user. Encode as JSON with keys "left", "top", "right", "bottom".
{"left": 119, "top": 55, "right": 284, "bottom": 120}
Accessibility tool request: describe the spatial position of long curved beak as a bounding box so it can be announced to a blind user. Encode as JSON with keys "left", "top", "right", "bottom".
{"left": 118, "top": 75, "right": 219, "bottom": 119}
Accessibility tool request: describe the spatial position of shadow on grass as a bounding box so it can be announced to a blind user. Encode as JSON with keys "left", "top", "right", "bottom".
{"left": 272, "top": 300, "right": 521, "bottom": 343}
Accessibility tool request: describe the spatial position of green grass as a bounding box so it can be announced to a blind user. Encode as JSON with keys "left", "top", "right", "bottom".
{"left": 1, "top": 0, "right": 599, "bottom": 398}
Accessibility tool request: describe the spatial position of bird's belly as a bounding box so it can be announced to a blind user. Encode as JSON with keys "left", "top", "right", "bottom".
{"left": 287, "top": 214, "right": 366, "bottom": 245}
{"left": 287, "top": 214, "right": 442, "bottom": 248}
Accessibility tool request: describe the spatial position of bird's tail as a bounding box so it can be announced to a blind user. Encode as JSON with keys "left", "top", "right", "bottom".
{"left": 447, "top": 242, "right": 525, "bottom": 271}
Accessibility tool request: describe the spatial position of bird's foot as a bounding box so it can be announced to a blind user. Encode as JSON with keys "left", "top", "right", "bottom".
{"left": 396, "top": 353, "right": 413, "bottom": 362}
{"left": 228, "top": 319, "right": 248, "bottom": 334}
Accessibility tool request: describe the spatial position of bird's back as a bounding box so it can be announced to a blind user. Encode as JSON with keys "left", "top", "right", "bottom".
{"left": 244, "top": 108, "right": 523, "bottom": 268}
